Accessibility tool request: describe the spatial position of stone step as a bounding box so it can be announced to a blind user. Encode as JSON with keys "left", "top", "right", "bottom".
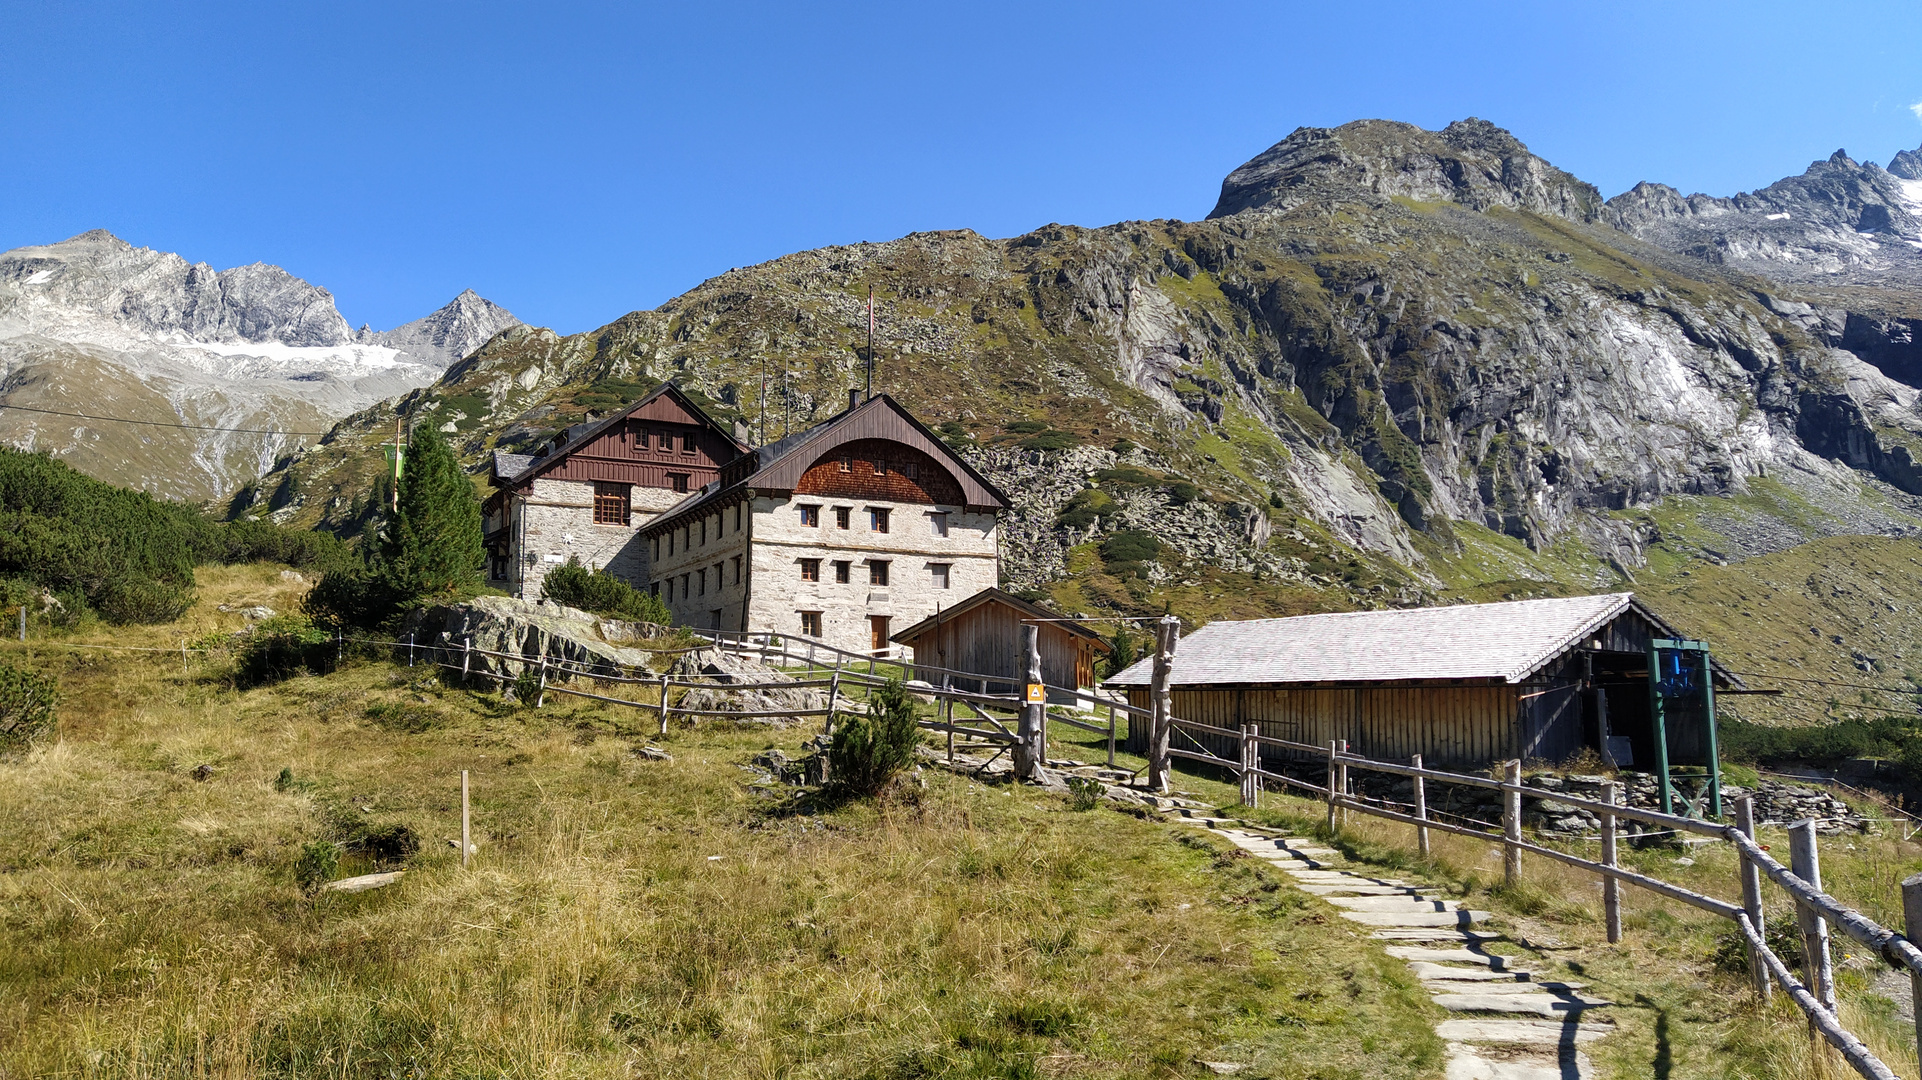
{"left": 1372, "top": 929, "right": 1507, "bottom": 944}
{"left": 1407, "top": 962, "right": 1544, "bottom": 982}
{"left": 1430, "top": 993, "right": 1612, "bottom": 1017}
{"left": 1296, "top": 883, "right": 1441, "bottom": 896}
{"left": 1424, "top": 979, "right": 1590, "bottom": 995}
{"left": 1326, "top": 896, "right": 1465, "bottom": 912}
{"left": 1385, "top": 946, "right": 1525, "bottom": 967}
{"left": 1435, "top": 1019, "right": 1613, "bottom": 1046}
{"left": 1340, "top": 910, "right": 1492, "bottom": 928}
{"left": 1284, "top": 871, "right": 1411, "bottom": 885}
{"left": 1443, "top": 1045, "right": 1595, "bottom": 1080}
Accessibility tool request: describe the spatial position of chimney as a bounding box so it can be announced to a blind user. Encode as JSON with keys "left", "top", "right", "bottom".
{"left": 848, "top": 388, "right": 861, "bottom": 412}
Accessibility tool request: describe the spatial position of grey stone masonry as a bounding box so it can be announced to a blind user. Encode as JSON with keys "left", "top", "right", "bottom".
{"left": 501, "top": 478, "right": 684, "bottom": 600}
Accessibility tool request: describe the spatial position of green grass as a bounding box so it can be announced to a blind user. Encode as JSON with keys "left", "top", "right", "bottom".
{"left": 0, "top": 565, "right": 1445, "bottom": 1079}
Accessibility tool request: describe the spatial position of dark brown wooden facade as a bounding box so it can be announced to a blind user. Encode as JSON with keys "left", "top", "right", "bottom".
{"left": 892, "top": 588, "right": 1108, "bottom": 700}
{"left": 792, "top": 438, "right": 966, "bottom": 505}
{"left": 501, "top": 392, "right": 741, "bottom": 494}
{"left": 1122, "top": 603, "right": 1726, "bottom": 772}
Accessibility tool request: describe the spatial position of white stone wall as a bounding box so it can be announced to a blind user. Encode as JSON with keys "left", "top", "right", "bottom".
{"left": 745, "top": 494, "right": 999, "bottom": 655}
{"left": 504, "top": 478, "right": 682, "bottom": 599}
{"left": 650, "top": 497, "right": 753, "bottom": 630}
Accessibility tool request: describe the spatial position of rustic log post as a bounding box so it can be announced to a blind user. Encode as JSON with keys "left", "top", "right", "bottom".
{"left": 1789, "top": 820, "right": 1837, "bottom": 1022}
{"left": 1106, "top": 700, "right": 1117, "bottom": 769}
{"left": 1014, "top": 624, "right": 1045, "bottom": 781}
{"left": 826, "top": 668, "right": 842, "bottom": 736}
{"left": 1325, "top": 740, "right": 1339, "bottom": 831}
{"left": 1736, "top": 795, "right": 1770, "bottom": 999}
{"left": 1147, "top": 616, "right": 1177, "bottom": 794}
{"left": 463, "top": 637, "right": 472, "bottom": 678}
{"left": 1602, "top": 781, "right": 1622, "bottom": 945}
{"left": 1412, "top": 753, "right": 1430, "bottom": 860}
{"left": 1337, "top": 740, "right": 1350, "bottom": 827}
{"left": 1240, "top": 723, "right": 1257, "bottom": 807}
{"left": 1903, "top": 873, "right": 1922, "bottom": 1067}
{"left": 460, "top": 769, "right": 470, "bottom": 870}
{"left": 657, "top": 671, "right": 670, "bottom": 735}
{"left": 942, "top": 674, "right": 954, "bottom": 765}
{"left": 1503, "top": 759, "right": 1523, "bottom": 888}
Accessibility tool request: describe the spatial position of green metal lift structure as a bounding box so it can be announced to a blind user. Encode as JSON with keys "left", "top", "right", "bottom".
{"left": 1647, "top": 637, "right": 1721, "bottom": 820}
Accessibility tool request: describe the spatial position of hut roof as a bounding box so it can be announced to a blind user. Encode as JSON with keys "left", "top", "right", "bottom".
{"left": 890, "top": 587, "right": 1109, "bottom": 650}
{"left": 1105, "top": 593, "right": 1728, "bottom": 688}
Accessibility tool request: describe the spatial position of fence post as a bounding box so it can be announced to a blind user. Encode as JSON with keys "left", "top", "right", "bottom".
{"left": 536, "top": 655, "right": 548, "bottom": 709}
{"left": 407, "top": 632, "right": 415, "bottom": 667}
{"left": 1106, "top": 701, "right": 1117, "bottom": 769}
{"left": 461, "top": 769, "right": 470, "bottom": 869}
{"left": 1337, "top": 740, "right": 1350, "bottom": 826}
{"left": 1602, "top": 781, "right": 1622, "bottom": 945}
{"left": 1325, "top": 741, "right": 1339, "bottom": 831}
{"left": 1148, "top": 616, "right": 1177, "bottom": 794}
{"left": 336, "top": 629, "right": 343, "bottom": 667}
{"left": 17, "top": 604, "right": 23, "bottom": 641}
{"left": 1240, "top": 723, "right": 1257, "bottom": 807}
{"left": 1903, "top": 873, "right": 1922, "bottom": 1068}
{"left": 657, "top": 671, "right": 670, "bottom": 736}
{"left": 1789, "top": 820, "right": 1837, "bottom": 1023}
{"left": 1503, "top": 760, "right": 1523, "bottom": 888}
{"left": 1412, "top": 753, "right": 1430, "bottom": 860}
{"left": 1014, "top": 624, "right": 1044, "bottom": 782}
{"left": 1736, "top": 796, "right": 1769, "bottom": 999}
{"left": 826, "top": 668, "right": 842, "bottom": 735}
{"left": 463, "top": 637, "right": 472, "bottom": 678}
{"left": 942, "top": 674, "right": 954, "bottom": 765}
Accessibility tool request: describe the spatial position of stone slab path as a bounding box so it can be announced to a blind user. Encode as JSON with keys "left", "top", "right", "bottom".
{"left": 1189, "top": 817, "right": 1615, "bottom": 1079}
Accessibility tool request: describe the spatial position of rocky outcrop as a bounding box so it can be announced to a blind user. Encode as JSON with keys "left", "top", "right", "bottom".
{"left": 668, "top": 648, "right": 831, "bottom": 725}
{"left": 406, "top": 595, "right": 674, "bottom": 681}
{"left": 368, "top": 289, "right": 522, "bottom": 366}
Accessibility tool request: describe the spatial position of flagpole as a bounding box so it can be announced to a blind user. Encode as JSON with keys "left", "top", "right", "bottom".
{"left": 866, "top": 284, "right": 874, "bottom": 402}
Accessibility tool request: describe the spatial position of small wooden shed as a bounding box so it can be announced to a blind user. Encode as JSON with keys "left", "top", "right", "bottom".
{"left": 1107, "top": 593, "right": 1737, "bottom": 771}
{"left": 892, "top": 588, "right": 1110, "bottom": 701}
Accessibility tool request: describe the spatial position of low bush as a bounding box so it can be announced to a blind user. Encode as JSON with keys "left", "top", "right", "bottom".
{"left": 1718, "top": 716, "right": 1912, "bottom": 765}
{"left": 1054, "top": 488, "right": 1115, "bottom": 530}
{"left": 237, "top": 615, "right": 333, "bottom": 686}
{"left": 1100, "top": 530, "right": 1161, "bottom": 565}
{"left": 541, "top": 557, "right": 672, "bottom": 625}
{"left": 1103, "top": 631, "right": 1137, "bottom": 678}
{"left": 829, "top": 678, "right": 922, "bottom": 797}
{"left": 1004, "top": 421, "right": 1049, "bottom": 435}
{"left": 292, "top": 840, "right": 340, "bottom": 896}
{"left": 0, "top": 660, "right": 57, "bottom": 754}
{"left": 1018, "top": 430, "right": 1078, "bottom": 452}
{"left": 1065, "top": 776, "right": 1103, "bottom": 811}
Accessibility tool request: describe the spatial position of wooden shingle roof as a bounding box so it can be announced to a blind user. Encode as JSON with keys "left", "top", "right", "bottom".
{"left": 1105, "top": 593, "right": 1728, "bottom": 688}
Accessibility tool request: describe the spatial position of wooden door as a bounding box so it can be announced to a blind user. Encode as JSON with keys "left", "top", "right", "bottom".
{"left": 870, "top": 616, "right": 890, "bottom": 654}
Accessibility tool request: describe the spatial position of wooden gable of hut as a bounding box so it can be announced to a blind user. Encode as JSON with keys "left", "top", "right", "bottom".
{"left": 892, "top": 587, "right": 1109, "bottom": 701}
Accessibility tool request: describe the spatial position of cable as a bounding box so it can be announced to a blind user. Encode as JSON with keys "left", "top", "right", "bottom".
{"left": 0, "top": 403, "right": 331, "bottom": 437}
{"left": 1721, "top": 670, "right": 1921, "bottom": 696}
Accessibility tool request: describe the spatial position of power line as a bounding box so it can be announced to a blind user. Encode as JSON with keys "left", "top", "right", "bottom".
{"left": 0, "top": 403, "right": 330, "bottom": 437}
{"left": 1720, "top": 669, "right": 1920, "bottom": 696}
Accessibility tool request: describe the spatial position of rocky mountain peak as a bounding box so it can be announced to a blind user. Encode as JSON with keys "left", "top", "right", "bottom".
{"left": 1889, "top": 144, "right": 1922, "bottom": 181}
{"left": 1207, "top": 117, "right": 1604, "bottom": 224}
{"left": 370, "top": 289, "right": 521, "bottom": 367}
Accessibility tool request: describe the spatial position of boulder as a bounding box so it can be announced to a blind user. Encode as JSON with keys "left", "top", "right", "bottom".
{"left": 405, "top": 595, "right": 672, "bottom": 682}
{"left": 668, "top": 648, "right": 833, "bottom": 726}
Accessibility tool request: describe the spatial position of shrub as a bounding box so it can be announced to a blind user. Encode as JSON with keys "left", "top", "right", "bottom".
{"left": 1093, "top": 466, "right": 1158, "bottom": 488}
{"left": 1054, "top": 488, "right": 1115, "bottom": 530}
{"left": 1018, "top": 430, "right": 1078, "bottom": 452}
{"left": 1103, "top": 631, "right": 1137, "bottom": 678}
{"left": 541, "top": 557, "right": 672, "bottom": 625}
{"left": 1065, "top": 776, "right": 1103, "bottom": 811}
{"left": 304, "top": 563, "right": 407, "bottom": 631}
{"left": 1004, "top": 420, "right": 1049, "bottom": 435}
{"left": 829, "top": 678, "right": 922, "bottom": 797}
{"left": 0, "top": 660, "right": 57, "bottom": 754}
{"left": 376, "top": 423, "right": 483, "bottom": 602}
{"left": 237, "top": 615, "right": 333, "bottom": 686}
{"left": 293, "top": 840, "right": 340, "bottom": 896}
{"left": 1164, "top": 480, "right": 1202, "bottom": 505}
{"left": 1100, "top": 530, "right": 1161, "bottom": 565}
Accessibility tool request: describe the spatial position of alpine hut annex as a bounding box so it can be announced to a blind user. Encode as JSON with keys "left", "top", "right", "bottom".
{"left": 1108, "top": 593, "right": 1737, "bottom": 773}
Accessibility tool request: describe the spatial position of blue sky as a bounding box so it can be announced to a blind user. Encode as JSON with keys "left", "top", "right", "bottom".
{"left": 5, "top": 1, "right": 1921, "bottom": 335}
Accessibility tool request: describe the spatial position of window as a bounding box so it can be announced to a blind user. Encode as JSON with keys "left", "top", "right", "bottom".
{"left": 681, "top": 433, "right": 696, "bottom": 455}
{"left": 651, "top": 538, "right": 659, "bottom": 561}
{"left": 869, "top": 508, "right": 890, "bottom": 533}
{"left": 901, "top": 461, "right": 917, "bottom": 479}
{"left": 731, "top": 555, "right": 742, "bottom": 584}
{"left": 799, "top": 611, "right": 823, "bottom": 637}
{"left": 833, "top": 560, "right": 850, "bottom": 583}
{"left": 871, "top": 459, "right": 888, "bottom": 476}
{"left": 799, "top": 504, "right": 820, "bottom": 527}
{"left": 838, "top": 456, "right": 852, "bottom": 473}
{"left": 666, "top": 532, "right": 674, "bottom": 556}
{"left": 593, "top": 482, "right": 631, "bottom": 525}
{"left": 834, "top": 506, "right": 851, "bottom": 529}
{"left": 699, "top": 519, "right": 707, "bottom": 546}
{"left": 657, "top": 430, "right": 672, "bottom": 450}
{"left": 930, "top": 563, "right": 951, "bottom": 589}
{"left": 490, "top": 554, "right": 508, "bottom": 580}
{"left": 714, "top": 562, "right": 724, "bottom": 589}
{"left": 680, "top": 574, "right": 689, "bottom": 599}
{"left": 630, "top": 427, "right": 648, "bottom": 457}
{"left": 649, "top": 583, "right": 660, "bottom": 597}
{"left": 669, "top": 473, "right": 689, "bottom": 493}
{"left": 929, "top": 511, "right": 949, "bottom": 537}
{"left": 799, "top": 559, "right": 821, "bottom": 582}
{"left": 697, "top": 569, "right": 706, "bottom": 596}
{"left": 869, "top": 560, "right": 890, "bottom": 587}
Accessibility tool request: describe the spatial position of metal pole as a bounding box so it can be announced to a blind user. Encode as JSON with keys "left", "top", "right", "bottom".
{"left": 1602, "top": 781, "right": 1622, "bottom": 944}
{"left": 461, "top": 770, "right": 470, "bottom": 869}
{"left": 1650, "top": 643, "right": 1673, "bottom": 816}
{"left": 1789, "top": 820, "right": 1837, "bottom": 1021}
{"left": 407, "top": 632, "right": 415, "bottom": 667}
{"left": 1148, "top": 616, "right": 1176, "bottom": 794}
{"left": 1704, "top": 647, "right": 1722, "bottom": 820}
{"left": 1337, "top": 739, "right": 1350, "bottom": 827}
{"left": 463, "top": 637, "right": 472, "bottom": 678}
{"left": 1903, "top": 873, "right": 1922, "bottom": 1067}
{"left": 1503, "top": 759, "right": 1523, "bottom": 888}
{"left": 1736, "top": 796, "right": 1769, "bottom": 999}
{"left": 1411, "top": 753, "right": 1429, "bottom": 860}
{"left": 536, "top": 655, "right": 547, "bottom": 709}
{"left": 657, "top": 671, "right": 670, "bottom": 735}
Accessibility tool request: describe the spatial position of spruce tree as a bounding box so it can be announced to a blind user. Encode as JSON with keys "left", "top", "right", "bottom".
{"left": 378, "top": 423, "right": 482, "bottom": 600}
